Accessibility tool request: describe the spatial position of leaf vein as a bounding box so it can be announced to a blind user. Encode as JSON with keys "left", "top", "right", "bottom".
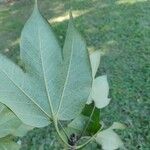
{"left": 0, "top": 68, "right": 51, "bottom": 119}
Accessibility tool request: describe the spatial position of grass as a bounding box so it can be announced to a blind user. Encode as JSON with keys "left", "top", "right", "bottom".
{"left": 0, "top": 0, "right": 150, "bottom": 149}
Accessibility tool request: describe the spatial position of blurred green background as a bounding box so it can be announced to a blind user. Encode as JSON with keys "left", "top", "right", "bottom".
{"left": 0, "top": 0, "right": 150, "bottom": 149}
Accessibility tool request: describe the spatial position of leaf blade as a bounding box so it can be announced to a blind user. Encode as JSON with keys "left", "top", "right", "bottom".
{"left": 96, "top": 129, "right": 124, "bottom": 150}
{"left": 57, "top": 20, "right": 92, "bottom": 120}
{"left": 0, "top": 137, "right": 20, "bottom": 150}
{"left": 20, "top": 5, "right": 62, "bottom": 116}
{"left": 0, "top": 5, "right": 92, "bottom": 127}
{"left": 0, "top": 55, "right": 50, "bottom": 127}
{"left": 90, "top": 51, "right": 101, "bottom": 78}
{"left": 92, "top": 75, "right": 111, "bottom": 108}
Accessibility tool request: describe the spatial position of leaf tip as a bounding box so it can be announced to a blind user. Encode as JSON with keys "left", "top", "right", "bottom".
{"left": 35, "top": 0, "right": 37, "bottom": 5}
{"left": 34, "top": 0, "right": 38, "bottom": 10}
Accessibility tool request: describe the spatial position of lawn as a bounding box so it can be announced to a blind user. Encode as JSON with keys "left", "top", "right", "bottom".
{"left": 0, "top": 0, "right": 150, "bottom": 149}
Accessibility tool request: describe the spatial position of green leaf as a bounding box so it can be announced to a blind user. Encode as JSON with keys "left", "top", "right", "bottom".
{"left": 90, "top": 51, "right": 101, "bottom": 78}
{"left": 68, "top": 103, "right": 101, "bottom": 135}
{"left": 82, "top": 103, "right": 101, "bottom": 134}
{"left": 91, "top": 75, "right": 111, "bottom": 108}
{"left": 0, "top": 102, "right": 33, "bottom": 138}
{"left": 96, "top": 129, "right": 124, "bottom": 150}
{"left": 0, "top": 137, "right": 20, "bottom": 150}
{"left": 0, "top": 4, "right": 92, "bottom": 127}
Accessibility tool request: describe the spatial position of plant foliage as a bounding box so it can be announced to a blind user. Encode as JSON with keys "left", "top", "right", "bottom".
{"left": 0, "top": 1, "right": 92, "bottom": 128}
{"left": 0, "top": 1, "right": 125, "bottom": 149}
{"left": 0, "top": 102, "right": 32, "bottom": 150}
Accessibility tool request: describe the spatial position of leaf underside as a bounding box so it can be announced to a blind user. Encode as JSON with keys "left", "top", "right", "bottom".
{"left": 0, "top": 5, "right": 92, "bottom": 127}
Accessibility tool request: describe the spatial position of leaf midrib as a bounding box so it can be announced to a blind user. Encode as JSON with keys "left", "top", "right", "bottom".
{"left": 37, "top": 25, "right": 54, "bottom": 118}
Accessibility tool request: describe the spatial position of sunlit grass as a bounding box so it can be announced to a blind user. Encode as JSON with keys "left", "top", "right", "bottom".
{"left": 49, "top": 10, "right": 90, "bottom": 24}
{"left": 116, "top": 0, "right": 148, "bottom": 5}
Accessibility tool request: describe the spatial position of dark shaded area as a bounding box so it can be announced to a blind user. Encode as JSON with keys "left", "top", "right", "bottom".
{"left": 0, "top": 0, "right": 150, "bottom": 149}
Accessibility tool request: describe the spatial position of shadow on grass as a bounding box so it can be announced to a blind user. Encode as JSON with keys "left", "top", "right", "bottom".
{"left": 0, "top": 0, "right": 150, "bottom": 149}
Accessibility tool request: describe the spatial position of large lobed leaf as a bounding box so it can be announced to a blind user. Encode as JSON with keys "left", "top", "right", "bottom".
{"left": 0, "top": 4, "right": 92, "bottom": 127}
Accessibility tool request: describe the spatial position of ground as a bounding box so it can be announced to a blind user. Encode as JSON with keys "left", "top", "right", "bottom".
{"left": 0, "top": 0, "right": 150, "bottom": 149}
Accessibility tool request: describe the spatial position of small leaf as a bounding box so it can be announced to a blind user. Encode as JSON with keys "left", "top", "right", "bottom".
{"left": 82, "top": 103, "right": 101, "bottom": 134}
{"left": 68, "top": 114, "right": 89, "bottom": 132}
{"left": 91, "top": 75, "right": 111, "bottom": 108}
{"left": 110, "top": 122, "right": 126, "bottom": 130}
{"left": 0, "top": 103, "right": 21, "bottom": 138}
{"left": 81, "top": 142, "right": 98, "bottom": 150}
{"left": 77, "top": 137, "right": 97, "bottom": 150}
{"left": 0, "top": 102, "right": 33, "bottom": 138}
{"left": 96, "top": 129, "right": 124, "bottom": 150}
{"left": 0, "top": 137, "right": 20, "bottom": 150}
{"left": 68, "top": 103, "right": 101, "bottom": 135}
{"left": 90, "top": 51, "right": 101, "bottom": 78}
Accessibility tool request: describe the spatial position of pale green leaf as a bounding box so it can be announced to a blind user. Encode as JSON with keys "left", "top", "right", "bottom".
{"left": 90, "top": 51, "right": 101, "bottom": 78}
{"left": 0, "top": 4, "right": 92, "bottom": 127}
{"left": 0, "top": 102, "right": 33, "bottom": 138}
{"left": 96, "top": 129, "right": 124, "bottom": 150}
{"left": 68, "top": 103, "right": 101, "bottom": 135}
{"left": 91, "top": 75, "right": 111, "bottom": 108}
{"left": 68, "top": 114, "right": 89, "bottom": 131}
{"left": 110, "top": 122, "right": 126, "bottom": 130}
{"left": 0, "top": 138, "right": 20, "bottom": 150}
{"left": 0, "top": 103, "right": 21, "bottom": 138}
{"left": 81, "top": 142, "right": 98, "bottom": 150}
